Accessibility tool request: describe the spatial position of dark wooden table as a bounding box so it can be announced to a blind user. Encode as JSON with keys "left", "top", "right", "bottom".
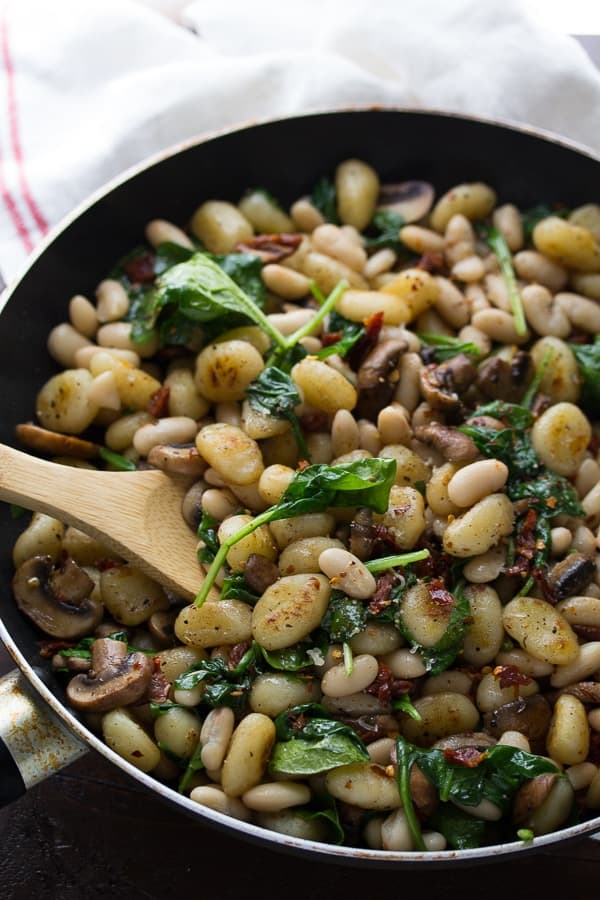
{"left": 1, "top": 33, "right": 599, "bottom": 898}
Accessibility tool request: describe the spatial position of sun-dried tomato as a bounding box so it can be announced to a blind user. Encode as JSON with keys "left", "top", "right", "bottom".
{"left": 148, "top": 386, "right": 170, "bottom": 418}
{"left": 427, "top": 578, "right": 455, "bottom": 608}
{"left": 368, "top": 571, "right": 396, "bottom": 615}
{"left": 347, "top": 310, "right": 384, "bottom": 370}
{"left": 124, "top": 251, "right": 156, "bottom": 284}
{"left": 236, "top": 233, "right": 302, "bottom": 263}
{"left": 493, "top": 665, "right": 532, "bottom": 689}
{"left": 443, "top": 747, "right": 487, "bottom": 768}
{"left": 416, "top": 251, "right": 445, "bottom": 272}
{"left": 38, "top": 639, "right": 76, "bottom": 658}
{"left": 300, "top": 411, "right": 329, "bottom": 433}
{"left": 228, "top": 641, "right": 251, "bottom": 669}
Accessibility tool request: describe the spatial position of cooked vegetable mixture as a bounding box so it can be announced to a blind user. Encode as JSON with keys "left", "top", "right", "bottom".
{"left": 10, "top": 160, "right": 600, "bottom": 852}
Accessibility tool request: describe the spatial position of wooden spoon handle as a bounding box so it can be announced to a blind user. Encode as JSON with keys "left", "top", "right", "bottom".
{"left": 0, "top": 444, "right": 203, "bottom": 600}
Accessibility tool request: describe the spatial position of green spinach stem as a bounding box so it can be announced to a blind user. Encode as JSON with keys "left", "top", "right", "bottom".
{"left": 365, "top": 550, "right": 429, "bottom": 573}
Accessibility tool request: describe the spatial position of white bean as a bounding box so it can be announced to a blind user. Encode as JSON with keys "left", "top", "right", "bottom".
{"left": 318, "top": 547, "right": 376, "bottom": 599}
{"left": 200, "top": 707, "right": 235, "bottom": 771}
{"left": 321, "top": 654, "right": 379, "bottom": 697}
{"left": 447, "top": 459, "right": 508, "bottom": 507}
{"left": 95, "top": 279, "right": 130, "bottom": 323}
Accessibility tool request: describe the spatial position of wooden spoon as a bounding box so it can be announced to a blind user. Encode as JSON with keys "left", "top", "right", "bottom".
{"left": 0, "top": 444, "right": 204, "bottom": 601}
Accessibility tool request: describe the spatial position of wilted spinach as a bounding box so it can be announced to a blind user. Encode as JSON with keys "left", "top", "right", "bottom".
{"left": 477, "top": 224, "right": 527, "bottom": 337}
{"left": 269, "top": 704, "right": 369, "bottom": 775}
{"left": 246, "top": 366, "right": 309, "bottom": 459}
{"left": 321, "top": 591, "right": 367, "bottom": 643}
{"left": 418, "top": 333, "right": 482, "bottom": 363}
{"left": 397, "top": 581, "right": 471, "bottom": 675}
{"left": 365, "top": 210, "right": 405, "bottom": 252}
{"left": 195, "top": 457, "right": 397, "bottom": 605}
{"left": 173, "top": 644, "right": 260, "bottom": 711}
{"left": 569, "top": 336, "right": 600, "bottom": 410}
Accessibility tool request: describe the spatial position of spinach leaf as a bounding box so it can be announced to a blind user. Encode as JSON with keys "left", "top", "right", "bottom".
{"left": 395, "top": 736, "right": 427, "bottom": 850}
{"left": 317, "top": 312, "right": 364, "bottom": 361}
{"left": 418, "top": 333, "right": 482, "bottom": 363}
{"left": 399, "top": 737, "right": 559, "bottom": 816}
{"left": 260, "top": 643, "right": 318, "bottom": 671}
{"left": 197, "top": 511, "right": 220, "bottom": 565}
{"left": 195, "top": 457, "right": 397, "bottom": 605}
{"left": 321, "top": 591, "right": 367, "bottom": 643}
{"left": 153, "top": 241, "right": 195, "bottom": 275}
{"left": 270, "top": 704, "right": 369, "bottom": 775}
{"left": 521, "top": 204, "right": 569, "bottom": 241}
{"left": 178, "top": 740, "right": 204, "bottom": 794}
{"left": 220, "top": 572, "right": 260, "bottom": 605}
{"left": 569, "top": 336, "right": 600, "bottom": 410}
{"left": 174, "top": 644, "right": 260, "bottom": 711}
{"left": 310, "top": 176, "right": 337, "bottom": 223}
{"left": 152, "top": 253, "right": 286, "bottom": 349}
{"left": 149, "top": 701, "right": 184, "bottom": 718}
{"left": 428, "top": 803, "right": 487, "bottom": 850}
{"left": 246, "top": 366, "right": 309, "bottom": 460}
{"left": 269, "top": 733, "right": 370, "bottom": 776}
{"left": 509, "top": 472, "right": 583, "bottom": 518}
{"left": 392, "top": 694, "right": 422, "bottom": 721}
{"left": 272, "top": 457, "right": 396, "bottom": 519}
{"left": 212, "top": 252, "right": 266, "bottom": 309}
{"left": 477, "top": 224, "right": 527, "bottom": 337}
{"left": 398, "top": 582, "right": 471, "bottom": 675}
{"left": 127, "top": 286, "right": 162, "bottom": 344}
{"left": 365, "top": 210, "right": 405, "bottom": 252}
{"left": 295, "top": 801, "right": 345, "bottom": 845}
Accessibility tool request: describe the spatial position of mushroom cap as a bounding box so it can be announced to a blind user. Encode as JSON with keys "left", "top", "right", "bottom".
{"left": 12, "top": 555, "right": 103, "bottom": 640}
{"left": 66, "top": 637, "right": 153, "bottom": 712}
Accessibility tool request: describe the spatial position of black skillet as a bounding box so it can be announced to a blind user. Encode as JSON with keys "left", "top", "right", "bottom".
{"left": 0, "top": 109, "right": 599, "bottom": 865}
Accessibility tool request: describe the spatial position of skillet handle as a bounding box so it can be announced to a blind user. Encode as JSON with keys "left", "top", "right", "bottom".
{"left": 0, "top": 668, "right": 87, "bottom": 806}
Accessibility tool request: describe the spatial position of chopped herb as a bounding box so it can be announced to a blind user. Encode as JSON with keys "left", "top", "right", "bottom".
{"left": 517, "top": 828, "right": 535, "bottom": 842}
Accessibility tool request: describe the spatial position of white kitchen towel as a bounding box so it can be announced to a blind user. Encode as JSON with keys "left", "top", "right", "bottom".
{"left": 0, "top": 0, "right": 598, "bottom": 283}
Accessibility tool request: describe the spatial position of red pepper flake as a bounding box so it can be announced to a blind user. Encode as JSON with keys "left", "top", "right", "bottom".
{"left": 124, "top": 251, "right": 156, "bottom": 284}
{"left": 493, "top": 665, "right": 532, "bottom": 689}
{"left": 443, "top": 747, "right": 487, "bottom": 768}
{"left": 506, "top": 508, "right": 537, "bottom": 578}
{"left": 368, "top": 571, "right": 396, "bottom": 615}
{"left": 347, "top": 310, "right": 384, "bottom": 370}
{"left": 235, "top": 233, "right": 302, "bottom": 263}
{"left": 297, "top": 459, "right": 310, "bottom": 472}
{"left": 131, "top": 750, "right": 143, "bottom": 758}
{"left": 148, "top": 386, "right": 170, "bottom": 418}
{"left": 545, "top": 496, "right": 557, "bottom": 509}
{"left": 427, "top": 578, "right": 455, "bottom": 608}
{"left": 321, "top": 330, "right": 343, "bottom": 347}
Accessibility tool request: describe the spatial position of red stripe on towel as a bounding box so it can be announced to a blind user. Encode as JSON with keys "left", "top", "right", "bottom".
{"left": 1, "top": 12, "right": 48, "bottom": 238}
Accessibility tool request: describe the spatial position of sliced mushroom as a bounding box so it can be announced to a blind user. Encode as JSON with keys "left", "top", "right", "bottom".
{"left": 547, "top": 553, "right": 595, "bottom": 601}
{"left": 377, "top": 181, "right": 435, "bottom": 223}
{"left": 49, "top": 557, "right": 94, "bottom": 605}
{"left": 419, "top": 354, "right": 476, "bottom": 411}
{"left": 181, "top": 479, "right": 207, "bottom": 531}
{"left": 16, "top": 422, "right": 100, "bottom": 459}
{"left": 409, "top": 764, "right": 438, "bottom": 818}
{"left": 414, "top": 423, "right": 479, "bottom": 462}
{"left": 147, "top": 443, "right": 207, "bottom": 476}
{"left": 242, "top": 554, "right": 280, "bottom": 594}
{"left": 482, "top": 694, "right": 552, "bottom": 748}
{"left": 356, "top": 338, "right": 407, "bottom": 419}
{"left": 476, "top": 351, "right": 533, "bottom": 403}
{"left": 513, "top": 774, "right": 573, "bottom": 835}
{"left": 349, "top": 508, "right": 374, "bottom": 561}
{"left": 52, "top": 652, "right": 92, "bottom": 674}
{"left": 148, "top": 610, "right": 179, "bottom": 647}
{"left": 66, "top": 637, "right": 153, "bottom": 711}
{"left": 556, "top": 681, "right": 600, "bottom": 704}
{"left": 432, "top": 732, "right": 497, "bottom": 751}
{"left": 12, "top": 555, "right": 103, "bottom": 639}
